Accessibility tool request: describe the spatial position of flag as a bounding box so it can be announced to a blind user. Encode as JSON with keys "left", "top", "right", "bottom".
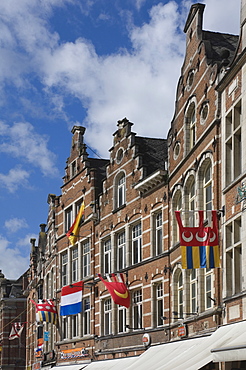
{"left": 175, "top": 210, "right": 220, "bottom": 269}
{"left": 35, "top": 338, "right": 44, "bottom": 357}
{"left": 31, "top": 299, "right": 58, "bottom": 326}
{"left": 60, "top": 281, "right": 83, "bottom": 316}
{"left": 9, "top": 322, "right": 24, "bottom": 340}
{"left": 98, "top": 273, "right": 130, "bottom": 308}
{"left": 66, "top": 201, "right": 85, "bottom": 245}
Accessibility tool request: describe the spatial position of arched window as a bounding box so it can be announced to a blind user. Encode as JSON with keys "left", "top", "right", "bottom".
{"left": 188, "top": 178, "right": 195, "bottom": 226}
{"left": 116, "top": 173, "right": 126, "bottom": 208}
{"left": 189, "top": 107, "right": 196, "bottom": 149}
{"left": 185, "top": 101, "right": 196, "bottom": 153}
{"left": 203, "top": 163, "right": 212, "bottom": 211}
{"left": 172, "top": 190, "right": 182, "bottom": 244}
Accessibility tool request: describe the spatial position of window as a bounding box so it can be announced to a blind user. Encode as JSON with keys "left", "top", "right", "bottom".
{"left": 225, "top": 101, "right": 242, "bottom": 186}
{"left": 173, "top": 141, "right": 181, "bottom": 160}
{"left": 205, "top": 269, "right": 212, "bottom": 309}
{"left": 133, "top": 290, "right": 142, "bottom": 329}
{"left": 104, "top": 299, "right": 112, "bottom": 335}
{"left": 104, "top": 239, "right": 111, "bottom": 274}
{"left": 201, "top": 103, "right": 209, "bottom": 123}
{"left": 62, "top": 317, "right": 68, "bottom": 340}
{"left": 173, "top": 190, "right": 182, "bottom": 244}
{"left": 116, "top": 148, "right": 124, "bottom": 164}
{"left": 118, "top": 306, "right": 127, "bottom": 333}
{"left": 117, "top": 232, "right": 126, "bottom": 270}
{"left": 61, "top": 253, "right": 68, "bottom": 287}
{"left": 178, "top": 272, "right": 183, "bottom": 318}
{"left": 117, "top": 173, "right": 126, "bottom": 208}
{"left": 188, "top": 179, "right": 195, "bottom": 226}
{"left": 82, "top": 240, "right": 90, "bottom": 278}
{"left": 204, "top": 163, "right": 212, "bottom": 212}
{"left": 185, "top": 102, "right": 196, "bottom": 153}
{"left": 72, "top": 315, "right": 78, "bottom": 338}
{"left": 71, "top": 160, "right": 76, "bottom": 177}
{"left": 187, "top": 69, "right": 194, "bottom": 87}
{"left": 190, "top": 270, "right": 197, "bottom": 314}
{"left": 189, "top": 108, "right": 196, "bottom": 149}
{"left": 83, "top": 298, "right": 90, "bottom": 336}
{"left": 225, "top": 217, "right": 242, "bottom": 296}
{"left": 65, "top": 207, "right": 73, "bottom": 233}
{"left": 155, "top": 283, "right": 163, "bottom": 327}
{"left": 154, "top": 212, "right": 163, "bottom": 255}
{"left": 71, "top": 247, "right": 78, "bottom": 283}
{"left": 132, "top": 223, "right": 142, "bottom": 264}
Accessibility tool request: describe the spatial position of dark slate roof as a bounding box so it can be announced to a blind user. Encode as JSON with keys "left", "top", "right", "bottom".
{"left": 202, "top": 31, "right": 239, "bottom": 65}
{"left": 134, "top": 137, "right": 167, "bottom": 177}
{"left": 88, "top": 158, "right": 109, "bottom": 195}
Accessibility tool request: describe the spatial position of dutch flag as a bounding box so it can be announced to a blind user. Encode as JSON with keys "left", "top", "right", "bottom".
{"left": 60, "top": 281, "right": 83, "bottom": 316}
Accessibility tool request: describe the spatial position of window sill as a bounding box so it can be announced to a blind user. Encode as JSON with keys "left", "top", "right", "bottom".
{"left": 112, "top": 204, "right": 126, "bottom": 214}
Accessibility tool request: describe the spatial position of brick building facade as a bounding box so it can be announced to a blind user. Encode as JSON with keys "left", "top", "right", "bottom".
{"left": 0, "top": 270, "right": 27, "bottom": 370}
{"left": 25, "top": 2, "right": 246, "bottom": 370}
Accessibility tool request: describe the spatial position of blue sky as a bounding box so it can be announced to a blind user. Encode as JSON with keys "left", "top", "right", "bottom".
{"left": 0, "top": 0, "right": 240, "bottom": 279}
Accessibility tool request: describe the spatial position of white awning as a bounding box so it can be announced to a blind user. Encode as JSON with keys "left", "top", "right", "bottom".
{"left": 53, "top": 364, "right": 88, "bottom": 370}
{"left": 125, "top": 321, "right": 246, "bottom": 370}
{"left": 82, "top": 357, "right": 136, "bottom": 370}
{"left": 211, "top": 321, "right": 246, "bottom": 362}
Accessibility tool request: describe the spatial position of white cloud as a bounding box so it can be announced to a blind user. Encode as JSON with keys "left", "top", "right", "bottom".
{"left": 16, "top": 233, "right": 38, "bottom": 247}
{"left": 0, "top": 122, "right": 59, "bottom": 177}
{"left": 0, "top": 0, "right": 241, "bottom": 160}
{"left": 4, "top": 218, "right": 28, "bottom": 233}
{"left": 201, "top": 0, "right": 241, "bottom": 34}
{"left": 0, "top": 236, "right": 30, "bottom": 280}
{"left": 0, "top": 167, "right": 30, "bottom": 193}
{"left": 38, "top": 1, "right": 186, "bottom": 156}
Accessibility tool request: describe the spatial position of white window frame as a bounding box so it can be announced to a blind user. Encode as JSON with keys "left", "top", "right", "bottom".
{"left": 225, "top": 217, "right": 242, "bottom": 296}
{"left": 225, "top": 101, "right": 242, "bottom": 185}
{"left": 190, "top": 269, "right": 197, "bottom": 314}
{"left": 82, "top": 240, "right": 90, "bottom": 278}
{"left": 62, "top": 317, "right": 69, "bottom": 340}
{"left": 117, "top": 173, "right": 126, "bottom": 208}
{"left": 178, "top": 272, "right": 183, "bottom": 318}
{"left": 83, "top": 297, "right": 90, "bottom": 336}
{"left": 61, "top": 252, "right": 68, "bottom": 287}
{"left": 65, "top": 206, "right": 73, "bottom": 233}
{"left": 155, "top": 212, "right": 163, "bottom": 255}
{"left": 132, "top": 223, "right": 142, "bottom": 264}
{"left": 118, "top": 306, "right": 127, "bottom": 333}
{"left": 205, "top": 269, "right": 212, "bottom": 310}
{"left": 104, "top": 299, "right": 112, "bottom": 336}
{"left": 133, "top": 290, "right": 142, "bottom": 329}
{"left": 104, "top": 239, "right": 111, "bottom": 274}
{"left": 204, "top": 163, "right": 212, "bottom": 212}
{"left": 71, "top": 315, "right": 78, "bottom": 338}
{"left": 71, "top": 247, "right": 78, "bottom": 283}
{"left": 156, "top": 283, "right": 163, "bottom": 327}
{"left": 117, "top": 231, "right": 126, "bottom": 270}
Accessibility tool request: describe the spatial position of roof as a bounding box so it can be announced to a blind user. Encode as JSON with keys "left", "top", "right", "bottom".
{"left": 134, "top": 137, "right": 167, "bottom": 177}
{"left": 202, "top": 31, "right": 239, "bottom": 65}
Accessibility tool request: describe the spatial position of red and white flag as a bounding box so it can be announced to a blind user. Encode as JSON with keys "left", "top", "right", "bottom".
{"left": 9, "top": 322, "right": 24, "bottom": 340}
